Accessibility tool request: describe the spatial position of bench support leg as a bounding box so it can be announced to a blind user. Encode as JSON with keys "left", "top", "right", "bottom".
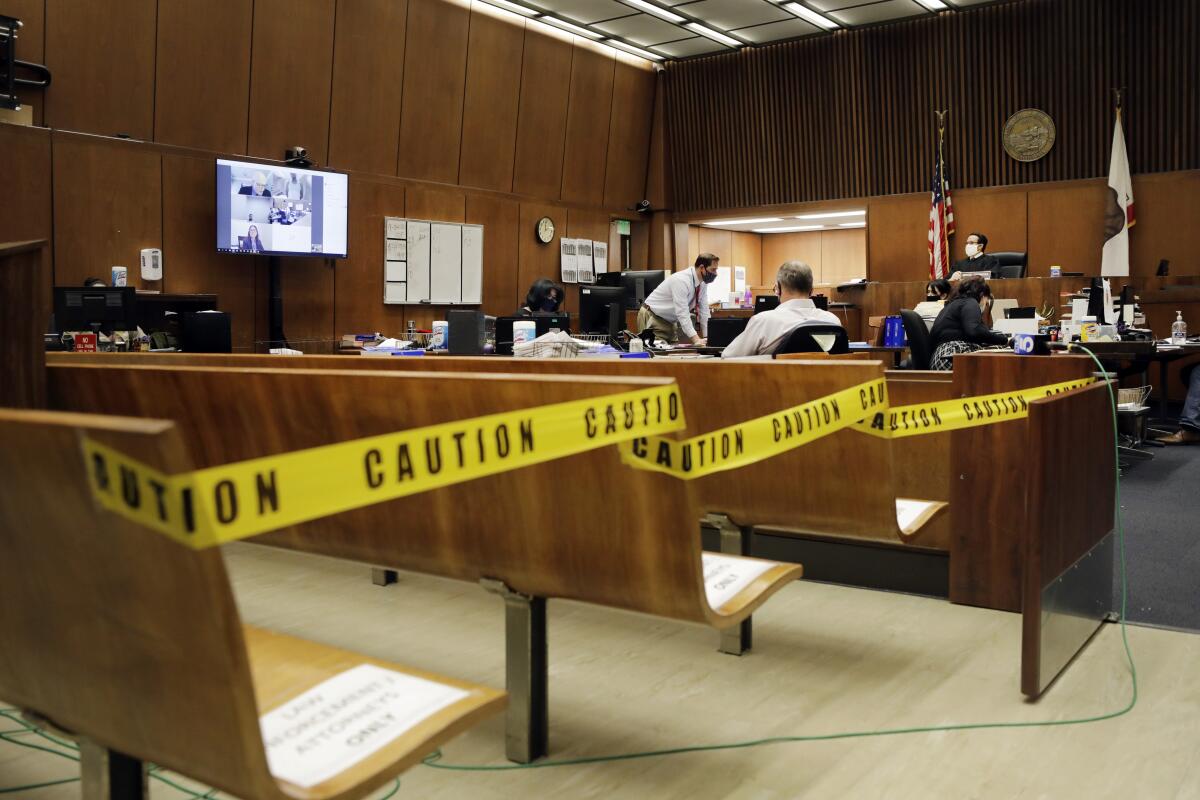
{"left": 371, "top": 567, "right": 398, "bottom": 586}
{"left": 481, "top": 579, "right": 548, "bottom": 764}
{"left": 79, "top": 738, "right": 148, "bottom": 800}
{"left": 706, "top": 513, "right": 753, "bottom": 656}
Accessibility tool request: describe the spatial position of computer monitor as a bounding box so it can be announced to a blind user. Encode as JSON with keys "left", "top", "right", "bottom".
{"left": 1085, "top": 277, "right": 1109, "bottom": 324}
{"left": 53, "top": 287, "right": 137, "bottom": 332}
{"left": 493, "top": 313, "right": 572, "bottom": 355}
{"left": 754, "top": 295, "right": 780, "bottom": 315}
{"left": 215, "top": 158, "right": 349, "bottom": 258}
{"left": 578, "top": 285, "right": 625, "bottom": 339}
{"left": 596, "top": 270, "right": 669, "bottom": 310}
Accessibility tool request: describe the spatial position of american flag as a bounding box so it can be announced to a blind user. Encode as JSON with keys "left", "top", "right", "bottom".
{"left": 928, "top": 145, "right": 955, "bottom": 280}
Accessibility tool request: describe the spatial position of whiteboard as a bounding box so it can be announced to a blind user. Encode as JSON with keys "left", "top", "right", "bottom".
{"left": 430, "top": 223, "right": 462, "bottom": 303}
{"left": 406, "top": 221, "right": 431, "bottom": 302}
{"left": 461, "top": 225, "right": 483, "bottom": 304}
{"left": 384, "top": 216, "right": 483, "bottom": 305}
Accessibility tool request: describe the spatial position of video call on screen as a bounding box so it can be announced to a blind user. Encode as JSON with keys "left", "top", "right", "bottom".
{"left": 216, "top": 159, "right": 348, "bottom": 258}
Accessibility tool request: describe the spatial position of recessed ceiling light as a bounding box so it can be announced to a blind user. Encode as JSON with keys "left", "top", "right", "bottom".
{"left": 794, "top": 210, "right": 865, "bottom": 219}
{"left": 752, "top": 225, "right": 825, "bottom": 233}
{"left": 838, "top": 222, "right": 866, "bottom": 228}
{"left": 915, "top": 0, "right": 949, "bottom": 9}
{"left": 685, "top": 22, "right": 741, "bottom": 48}
{"left": 782, "top": 3, "right": 839, "bottom": 30}
{"left": 620, "top": 0, "right": 685, "bottom": 23}
{"left": 701, "top": 217, "right": 783, "bottom": 226}
{"left": 605, "top": 38, "right": 664, "bottom": 61}
{"left": 539, "top": 16, "right": 603, "bottom": 40}
{"left": 481, "top": 0, "right": 537, "bottom": 16}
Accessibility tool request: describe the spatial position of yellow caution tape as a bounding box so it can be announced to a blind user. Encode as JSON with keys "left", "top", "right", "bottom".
{"left": 854, "top": 378, "right": 1094, "bottom": 439}
{"left": 620, "top": 379, "right": 888, "bottom": 480}
{"left": 82, "top": 383, "right": 685, "bottom": 549}
{"left": 619, "top": 377, "right": 1095, "bottom": 479}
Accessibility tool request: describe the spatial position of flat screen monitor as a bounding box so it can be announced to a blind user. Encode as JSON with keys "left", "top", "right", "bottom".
{"left": 53, "top": 287, "right": 138, "bottom": 332}
{"left": 578, "top": 285, "right": 625, "bottom": 338}
{"left": 596, "top": 270, "right": 669, "bottom": 310}
{"left": 754, "top": 295, "right": 780, "bottom": 315}
{"left": 215, "top": 158, "right": 348, "bottom": 258}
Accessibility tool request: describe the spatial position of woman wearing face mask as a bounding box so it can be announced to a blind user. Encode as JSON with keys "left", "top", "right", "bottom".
{"left": 518, "top": 278, "right": 565, "bottom": 317}
{"left": 927, "top": 276, "right": 1010, "bottom": 370}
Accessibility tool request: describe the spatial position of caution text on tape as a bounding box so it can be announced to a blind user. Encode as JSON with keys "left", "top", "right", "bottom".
{"left": 83, "top": 383, "right": 685, "bottom": 549}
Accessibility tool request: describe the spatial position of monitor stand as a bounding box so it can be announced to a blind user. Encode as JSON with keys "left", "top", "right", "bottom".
{"left": 267, "top": 255, "right": 289, "bottom": 350}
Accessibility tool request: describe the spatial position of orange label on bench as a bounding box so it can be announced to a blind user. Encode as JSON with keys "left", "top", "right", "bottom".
{"left": 80, "top": 383, "right": 686, "bottom": 549}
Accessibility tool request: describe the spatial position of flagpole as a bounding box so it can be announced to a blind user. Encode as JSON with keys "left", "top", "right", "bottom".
{"left": 936, "top": 109, "right": 950, "bottom": 278}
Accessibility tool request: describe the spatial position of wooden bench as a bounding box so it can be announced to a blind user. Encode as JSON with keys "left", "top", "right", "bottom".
{"left": 54, "top": 354, "right": 947, "bottom": 553}
{"left": 48, "top": 352, "right": 1115, "bottom": 697}
{"left": 46, "top": 365, "right": 801, "bottom": 762}
{"left": 0, "top": 407, "right": 506, "bottom": 798}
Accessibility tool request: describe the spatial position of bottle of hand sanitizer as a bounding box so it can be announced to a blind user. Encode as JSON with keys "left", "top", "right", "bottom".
{"left": 1172, "top": 311, "right": 1187, "bottom": 344}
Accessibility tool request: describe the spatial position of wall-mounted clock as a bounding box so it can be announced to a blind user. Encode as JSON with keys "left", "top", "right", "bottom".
{"left": 536, "top": 216, "right": 555, "bottom": 244}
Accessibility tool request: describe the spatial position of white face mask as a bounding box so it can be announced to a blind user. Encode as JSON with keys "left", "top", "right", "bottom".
{"left": 965, "top": 243, "right": 980, "bottom": 258}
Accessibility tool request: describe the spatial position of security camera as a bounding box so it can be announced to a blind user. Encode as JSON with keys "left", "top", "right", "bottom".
{"left": 633, "top": 200, "right": 652, "bottom": 214}
{"left": 284, "top": 146, "right": 314, "bottom": 167}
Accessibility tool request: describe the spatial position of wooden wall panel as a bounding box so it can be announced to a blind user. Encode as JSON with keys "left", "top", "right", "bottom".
{"left": 334, "top": 178, "right": 406, "bottom": 337}
{"left": 647, "top": 211, "right": 672, "bottom": 269}
{"left": 396, "top": 0, "right": 471, "bottom": 184}
{"left": 327, "top": 0, "right": 408, "bottom": 175}
{"left": 686, "top": 225, "right": 699, "bottom": 268}
{"left": 51, "top": 135, "right": 161, "bottom": 288}
{"left": 762, "top": 231, "right": 823, "bottom": 282}
{"left": 665, "top": 0, "right": 1200, "bottom": 212}
{"left": 644, "top": 72, "right": 668, "bottom": 211}
{"left": 6, "top": 0, "right": 45, "bottom": 125}
{"left": 518, "top": 202, "right": 563, "bottom": 311}
{"left": 0, "top": 125, "right": 52, "bottom": 263}
{"left": 867, "top": 194, "right": 929, "bottom": 283}
{"left": 820, "top": 229, "right": 867, "bottom": 287}
{"left": 280, "top": 257, "right": 335, "bottom": 351}
{"left": 458, "top": 3, "right": 525, "bottom": 193}
{"left": 0, "top": 124, "right": 52, "bottom": 325}
{"left": 465, "top": 194, "right": 520, "bottom": 317}
{"left": 1128, "top": 172, "right": 1200, "bottom": 277}
{"left": 603, "top": 56, "right": 655, "bottom": 210}
{"left": 405, "top": 185, "right": 466, "bottom": 224}
{"left": 732, "top": 231, "right": 762, "bottom": 287}
{"left": 560, "top": 41, "right": 615, "bottom": 206}
{"left": 155, "top": 0, "right": 251, "bottom": 154}
{"left": 247, "top": 0, "right": 336, "bottom": 165}
{"left": 696, "top": 227, "right": 732, "bottom": 265}
{"left": 511, "top": 22, "right": 573, "bottom": 199}
{"left": 44, "top": 0, "right": 156, "bottom": 139}
{"left": 1027, "top": 182, "right": 1107, "bottom": 277}
{"left": 161, "top": 155, "right": 258, "bottom": 351}
{"left": 949, "top": 188, "right": 1028, "bottom": 261}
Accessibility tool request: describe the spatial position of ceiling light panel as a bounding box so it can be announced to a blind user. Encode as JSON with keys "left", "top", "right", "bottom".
{"left": 794, "top": 210, "right": 865, "bottom": 219}
{"left": 482, "top": 0, "right": 537, "bottom": 16}
{"left": 752, "top": 225, "right": 825, "bottom": 233}
{"left": 782, "top": 2, "right": 839, "bottom": 29}
{"left": 619, "top": 0, "right": 685, "bottom": 23}
{"left": 702, "top": 217, "right": 783, "bottom": 226}
{"left": 604, "top": 38, "right": 665, "bottom": 60}
{"left": 539, "top": 15, "right": 604, "bottom": 39}
{"left": 685, "top": 21, "right": 742, "bottom": 47}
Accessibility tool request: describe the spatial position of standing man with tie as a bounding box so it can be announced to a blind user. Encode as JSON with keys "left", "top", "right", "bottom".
{"left": 636, "top": 254, "right": 720, "bottom": 345}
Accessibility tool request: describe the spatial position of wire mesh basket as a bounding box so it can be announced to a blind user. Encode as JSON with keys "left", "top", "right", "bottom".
{"left": 1117, "top": 385, "right": 1151, "bottom": 408}
{"left": 515, "top": 333, "right": 613, "bottom": 358}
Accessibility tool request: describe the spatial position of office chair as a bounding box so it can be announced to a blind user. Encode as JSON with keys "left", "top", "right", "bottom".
{"left": 774, "top": 324, "right": 849, "bottom": 356}
{"left": 899, "top": 309, "right": 933, "bottom": 370}
{"left": 991, "top": 252, "right": 1027, "bottom": 279}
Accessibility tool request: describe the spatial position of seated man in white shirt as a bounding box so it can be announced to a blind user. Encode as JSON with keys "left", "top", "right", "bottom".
{"left": 635, "top": 253, "right": 719, "bottom": 345}
{"left": 721, "top": 261, "right": 843, "bottom": 358}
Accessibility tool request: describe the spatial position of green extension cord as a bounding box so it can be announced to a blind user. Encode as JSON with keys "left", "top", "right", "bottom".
{"left": 424, "top": 349, "right": 1138, "bottom": 772}
{"left": 0, "top": 708, "right": 402, "bottom": 799}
